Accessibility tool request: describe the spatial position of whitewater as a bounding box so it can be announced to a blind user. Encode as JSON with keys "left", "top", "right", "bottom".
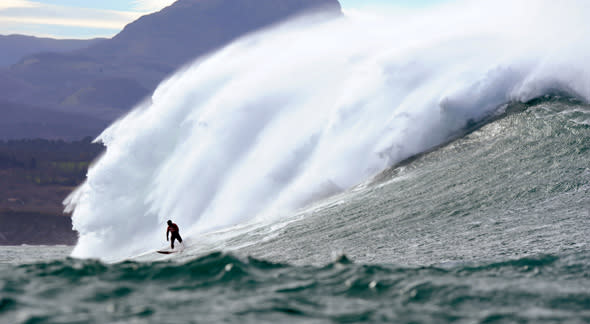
{"left": 64, "top": 0, "right": 590, "bottom": 260}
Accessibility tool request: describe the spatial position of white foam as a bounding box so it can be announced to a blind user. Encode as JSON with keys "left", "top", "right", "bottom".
{"left": 65, "top": 0, "right": 590, "bottom": 259}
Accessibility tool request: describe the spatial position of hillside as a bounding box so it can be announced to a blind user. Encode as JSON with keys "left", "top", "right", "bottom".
{"left": 0, "top": 0, "right": 342, "bottom": 139}
{"left": 0, "top": 34, "right": 104, "bottom": 67}
{"left": 0, "top": 138, "right": 104, "bottom": 245}
{"left": 0, "top": 100, "right": 108, "bottom": 140}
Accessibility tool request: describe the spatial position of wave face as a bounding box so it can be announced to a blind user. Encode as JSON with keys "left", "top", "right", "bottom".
{"left": 235, "top": 97, "right": 590, "bottom": 266}
{"left": 65, "top": 0, "right": 590, "bottom": 259}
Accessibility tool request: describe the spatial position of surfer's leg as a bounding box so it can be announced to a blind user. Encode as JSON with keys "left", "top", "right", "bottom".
{"left": 171, "top": 237, "right": 175, "bottom": 249}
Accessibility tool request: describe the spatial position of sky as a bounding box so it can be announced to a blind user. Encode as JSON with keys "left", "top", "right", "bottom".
{"left": 0, "top": 0, "right": 446, "bottom": 39}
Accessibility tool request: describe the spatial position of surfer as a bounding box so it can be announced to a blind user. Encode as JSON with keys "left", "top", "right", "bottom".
{"left": 166, "top": 220, "right": 183, "bottom": 249}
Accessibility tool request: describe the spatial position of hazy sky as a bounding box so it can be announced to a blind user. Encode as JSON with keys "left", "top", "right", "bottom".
{"left": 0, "top": 0, "right": 446, "bottom": 39}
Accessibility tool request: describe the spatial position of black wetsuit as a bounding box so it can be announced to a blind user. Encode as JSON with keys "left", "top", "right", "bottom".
{"left": 167, "top": 223, "right": 183, "bottom": 249}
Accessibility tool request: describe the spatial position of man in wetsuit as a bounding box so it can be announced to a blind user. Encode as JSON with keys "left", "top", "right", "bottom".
{"left": 166, "top": 220, "right": 183, "bottom": 249}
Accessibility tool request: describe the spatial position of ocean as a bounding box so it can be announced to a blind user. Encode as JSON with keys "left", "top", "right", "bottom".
{"left": 3, "top": 0, "right": 590, "bottom": 323}
{"left": 2, "top": 98, "right": 589, "bottom": 324}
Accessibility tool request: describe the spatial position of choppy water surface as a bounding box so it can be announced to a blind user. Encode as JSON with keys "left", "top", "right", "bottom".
{"left": 1, "top": 249, "right": 589, "bottom": 324}
{"left": 0, "top": 246, "right": 72, "bottom": 264}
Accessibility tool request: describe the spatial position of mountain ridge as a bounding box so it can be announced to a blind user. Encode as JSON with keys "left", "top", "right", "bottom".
{"left": 0, "top": 0, "right": 342, "bottom": 139}
{"left": 0, "top": 34, "right": 104, "bottom": 67}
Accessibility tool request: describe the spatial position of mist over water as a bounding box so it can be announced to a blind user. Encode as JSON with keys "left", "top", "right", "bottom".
{"left": 65, "top": 0, "right": 590, "bottom": 260}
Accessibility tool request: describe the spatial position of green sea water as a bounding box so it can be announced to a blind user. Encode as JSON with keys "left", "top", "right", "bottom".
{"left": 1, "top": 248, "right": 589, "bottom": 323}
{"left": 1, "top": 100, "right": 589, "bottom": 323}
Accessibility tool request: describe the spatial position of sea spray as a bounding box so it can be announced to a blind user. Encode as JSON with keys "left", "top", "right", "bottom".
{"left": 65, "top": 0, "right": 590, "bottom": 260}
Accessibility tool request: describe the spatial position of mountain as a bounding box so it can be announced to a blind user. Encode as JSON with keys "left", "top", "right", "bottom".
{"left": 0, "top": 34, "right": 104, "bottom": 67}
{"left": 88, "top": 0, "right": 341, "bottom": 69}
{"left": 0, "top": 100, "right": 108, "bottom": 140}
{"left": 0, "top": 0, "right": 342, "bottom": 139}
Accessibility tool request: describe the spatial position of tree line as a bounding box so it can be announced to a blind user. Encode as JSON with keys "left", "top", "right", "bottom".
{"left": 0, "top": 137, "right": 104, "bottom": 186}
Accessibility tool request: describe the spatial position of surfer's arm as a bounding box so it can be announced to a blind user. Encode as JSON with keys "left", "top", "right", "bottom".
{"left": 166, "top": 228, "right": 170, "bottom": 241}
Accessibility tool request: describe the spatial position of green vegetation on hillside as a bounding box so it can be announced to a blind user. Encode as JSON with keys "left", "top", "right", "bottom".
{"left": 0, "top": 138, "right": 104, "bottom": 244}
{"left": 0, "top": 137, "right": 102, "bottom": 185}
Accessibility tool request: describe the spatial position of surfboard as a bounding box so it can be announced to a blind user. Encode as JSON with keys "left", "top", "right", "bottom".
{"left": 157, "top": 243, "right": 185, "bottom": 254}
{"left": 156, "top": 250, "right": 178, "bottom": 254}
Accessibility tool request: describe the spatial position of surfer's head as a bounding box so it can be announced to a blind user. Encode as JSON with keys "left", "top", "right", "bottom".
{"left": 167, "top": 220, "right": 172, "bottom": 225}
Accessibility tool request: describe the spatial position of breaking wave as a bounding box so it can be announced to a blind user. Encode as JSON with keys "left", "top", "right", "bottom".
{"left": 65, "top": 0, "right": 590, "bottom": 259}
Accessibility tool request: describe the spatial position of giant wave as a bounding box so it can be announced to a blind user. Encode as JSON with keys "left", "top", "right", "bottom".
{"left": 65, "top": 0, "right": 590, "bottom": 260}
